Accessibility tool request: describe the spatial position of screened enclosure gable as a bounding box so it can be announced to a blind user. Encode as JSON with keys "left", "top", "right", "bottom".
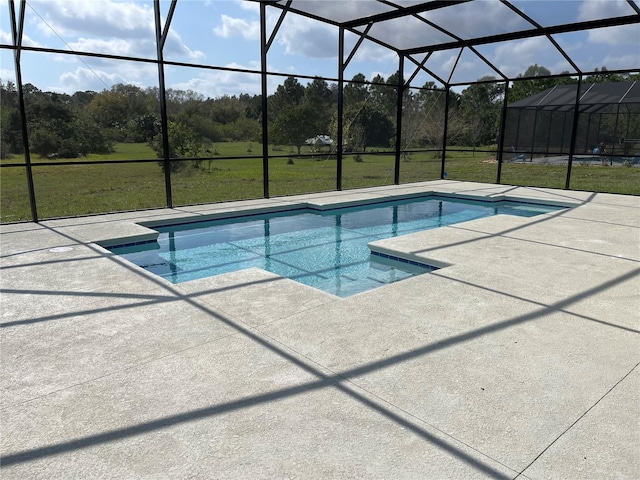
{"left": 509, "top": 81, "right": 640, "bottom": 112}
{"left": 505, "top": 81, "right": 640, "bottom": 156}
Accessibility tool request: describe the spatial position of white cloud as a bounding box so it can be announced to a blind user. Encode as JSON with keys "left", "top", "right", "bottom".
{"left": 56, "top": 66, "right": 130, "bottom": 93}
{"left": 29, "top": 0, "right": 155, "bottom": 39}
{"left": 578, "top": 0, "right": 640, "bottom": 45}
{"left": 168, "top": 61, "right": 289, "bottom": 97}
{"left": 237, "top": 0, "right": 259, "bottom": 14}
{"left": 578, "top": 0, "right": 630, "bottom": 21}
{"left": 213, "top": 14, "right": 259, "bottom": 40}
{"left": 1, "top": 68, "right": 16, "bottom": 83}
{"left": 587, "top": 24, "right": 640, "bottom": 46}
{"left": 352, "top": 41, "right": 396, "bottom": 64}
{"left": 601, "top": 51, "right": 640, "bottom": 71}
{"left": 440, "top": 54, "right": 460, "bottom": 77}
{"left": 67, "top": 37, "right": 151, "bottom": 57}
{"left": 426, "top": 1, "right": 523, "bottom": 38}
{"left": 276, "top": 14, "right": 337, "bottom": 58}
{"left": 493, "top": 37, "right": 551, "bottom": 76}
{"left": 164, "top": 32, "right": 206, "bottom": 61}
{"left": 213, "top": 11, "right": 338, "bottom": 59}
{"left": 424, "top": 50, "right": 465, "bottom": 81}
{"left": 0, "top": 30, "right": 12, "bottom": 44}
{"left": 367, "top": 19, "right": 452, "bottom": 51}
{"left": 277, "top": 0, "right": 392, "bottom": 23}
{"left": 0, "top": 29, "right": 42, "bottom": 48}
{"left": 170, "top": 62, "right": 262, "bottom": 98}
{"left": 47, "top": 57, "right": 158, "bottom": 93}
{"left": 455, "top": 59, "right": 479, "bottom": 75}
{"left": 27, "top": 0, "right": 203, "bottom": 59}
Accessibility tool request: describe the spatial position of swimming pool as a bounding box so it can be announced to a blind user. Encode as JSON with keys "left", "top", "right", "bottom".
{"left": 106, "top": 195, "right": 564, "bottom": 297}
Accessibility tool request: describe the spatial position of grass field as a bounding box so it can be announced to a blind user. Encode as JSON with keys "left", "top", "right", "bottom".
{"left": 1, "top": 142, "right": 638, "bottom": 223}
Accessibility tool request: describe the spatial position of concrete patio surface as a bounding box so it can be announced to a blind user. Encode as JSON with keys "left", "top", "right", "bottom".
{"left": 1, "top": 180, "right": 638, "bottom": 479}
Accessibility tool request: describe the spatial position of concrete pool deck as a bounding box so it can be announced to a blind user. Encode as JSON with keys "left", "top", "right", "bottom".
{"left": 1, "top": 180, "right": 638, "bottom": 479}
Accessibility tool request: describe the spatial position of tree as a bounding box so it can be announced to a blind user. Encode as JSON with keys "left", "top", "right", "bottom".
{"left": 271, "top": 103, "right": 324, "bottom": 154}
{"left": 335, "top": 104, "right": 395, "bottom": 151}
{"left": 0, "top": 81, "right": 20, "bottom": 157}
{"left": 403, "top": 82, "right": 463, "bottom": 149}
{"left": 74, "top": 112, "right": 114, "bottom": 155}
{"left": 399, "top": 89, "right": 426, "bottom": 149}
{"left": 268, "top": 77, "right": 336, "bottom": 152}
{"left": 222, "top": 117, "right": 261, "bottom": 142}
{"left": 343, "top": 73, "right": 369, "bottom": 105}
{"left": 21, "top": 84, "right": 105, "bottom": 158}
{"left": 86, "top": 84, "right": 155, "bottom": 141}
{"left": 586, "top": 66, "right": 625, "bottom": 84}
{"left": 29, "top": 127, "right": 59, "bottom": 158}
{"left": 369, "top": 72, "right": 399, "bottom": 120}
{"left": 305, "top": 77, "right": 333, "bottom": 107}
{"left": 129, "top": 114, "right": 161, "bottom": 143}
{"left": 459, "top": 77, "right": 503, "bottom": 150}
{"left": 304, "top": 77, "right": 334, "bottom": 132}
{"left": 509, "top": 65, "right": 558, "bottom": 102}
{"left": 269, "top": 76, "right": 305, "bottom": 120}
{"left": 205, "top": 95, "right": 243, "bottom": 124}
{"left": 149, "top": 120, "right": 203, "bottom": 172}
{"left": 241, "top": 93, "right": 262, "bottom": 121}
{"left": 70, "top": 90, "right": 97, "bottom": 108}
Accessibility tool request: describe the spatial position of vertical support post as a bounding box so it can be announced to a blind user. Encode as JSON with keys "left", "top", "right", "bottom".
{"left": 514, "top": 109, "right": 522, "bottom": 151}
{"left": 529, "top": 107, "right": 538, "bottom": 162}
{"left": 260, "top": 2, "right": 270, "bottom": 198}
{"left": 611, "top": 104, "right": 621, "bottom": 160}
{"left": 440, "top": 86, "right": 450, "bottom": 179}
{"left": 584, "top": 111, "right": 593, "bottom": 150}
{"left": 565, "top": 75, "right": 583, "bottom": 190}
{"left": 595, "top": 112, "right": 603, "bottom": 161}
{"left": 394, "top": 55, "right": 404, "bottom": 185}
{"left": 154, "top": 0, "right": 172, "bottom": 207}
{"left": 336, "top": 27, "right": 344, "bottom": 191}
{"left": 496, "top": 81, "right": 509, "bottom": 184}
{"left": 559, "top": 111, "right": 567, "bottom": 153}
{"left": 10, "top": 0, "right": 38, "bottom": 222}
{"left": 624, "top": 104, "right": 631, "bottom": 142}
{"left": 544, "top": 110, "right": 553, "bottom": 155}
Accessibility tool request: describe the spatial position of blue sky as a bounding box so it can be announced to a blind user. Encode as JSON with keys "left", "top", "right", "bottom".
{"left": 0, "top": 0, "right": 638, "bottom": 97}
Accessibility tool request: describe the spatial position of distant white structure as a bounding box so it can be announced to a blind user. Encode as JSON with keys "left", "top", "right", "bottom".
{"left": 305, "top": 135, "right": 334, "bottom": 146}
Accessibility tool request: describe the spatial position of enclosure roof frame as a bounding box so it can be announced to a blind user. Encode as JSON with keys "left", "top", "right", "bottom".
{"left": 261, "top": 0, "right": 640, "bottom": 88}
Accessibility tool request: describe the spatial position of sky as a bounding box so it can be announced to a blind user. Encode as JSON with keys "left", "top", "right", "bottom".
{"left": 0, "top": 0, "right": 638, "bottom": 97}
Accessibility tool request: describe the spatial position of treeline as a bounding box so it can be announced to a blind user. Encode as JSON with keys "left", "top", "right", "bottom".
{"left": 0, "top": 82, "right": 262, "bottom": 159}
{"left": 1, "top": 65, "right": 635, "bottom": 161}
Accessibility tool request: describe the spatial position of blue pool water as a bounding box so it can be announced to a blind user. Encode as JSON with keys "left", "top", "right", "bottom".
{"left": 107, "top": 196, "right": 564, "bottom": 297}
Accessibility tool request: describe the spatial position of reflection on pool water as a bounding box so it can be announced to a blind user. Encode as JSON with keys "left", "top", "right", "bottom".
{"left": 107, "top": 195, "right": 565, "bottom": 297}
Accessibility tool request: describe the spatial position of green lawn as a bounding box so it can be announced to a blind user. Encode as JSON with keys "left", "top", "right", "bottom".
{"left": 2, "top": 142, "right": 638, "bottom": 223}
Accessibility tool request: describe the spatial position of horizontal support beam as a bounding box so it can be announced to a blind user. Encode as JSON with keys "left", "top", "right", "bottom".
{"left": 403, "top": 14, "right": 640, "bottom": 55}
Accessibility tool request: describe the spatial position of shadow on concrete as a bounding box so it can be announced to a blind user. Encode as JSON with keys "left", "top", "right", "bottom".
{"left": 1, "top": 196, "right": 636, "bottom": 477}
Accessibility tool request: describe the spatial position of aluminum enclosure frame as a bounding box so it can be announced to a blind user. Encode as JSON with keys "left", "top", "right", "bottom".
{"left": 2, "top": 0, "right": 639, "bottom": 222}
